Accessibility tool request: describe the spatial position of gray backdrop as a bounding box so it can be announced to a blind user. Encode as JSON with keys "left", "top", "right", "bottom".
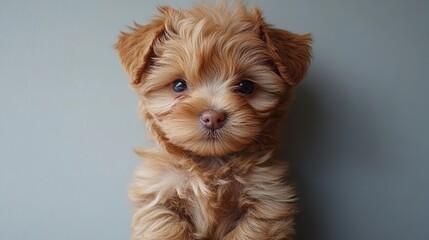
{"left": 1, "top": 0, "right": 428, "bottom": 239}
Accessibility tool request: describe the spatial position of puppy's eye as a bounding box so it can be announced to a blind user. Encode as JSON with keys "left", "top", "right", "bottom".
{"left": 172, "top": 79, "right": 187, "bottom": 93}
{"left": 237, "top": 80, "right": 254, "bottom": 94}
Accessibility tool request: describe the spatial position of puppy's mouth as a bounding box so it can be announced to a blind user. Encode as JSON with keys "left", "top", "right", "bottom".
{"left": 159, "top": 107, "right": 261, "bottom": 157}
{"left": 202, "top": 127, "right": 225, "bottom": 139}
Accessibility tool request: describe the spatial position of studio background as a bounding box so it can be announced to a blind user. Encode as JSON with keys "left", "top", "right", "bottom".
{"left": 1, "top": 0, "right": 428, "bottom": 239}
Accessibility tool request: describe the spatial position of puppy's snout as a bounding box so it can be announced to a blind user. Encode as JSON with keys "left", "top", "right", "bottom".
{"left": 200, "top": 110, "right": 226, "bottom": 130}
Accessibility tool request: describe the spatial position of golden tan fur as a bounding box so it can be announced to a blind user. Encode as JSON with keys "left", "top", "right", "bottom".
{"left": 115, "top": 1, "right": 311, "bottom": 239}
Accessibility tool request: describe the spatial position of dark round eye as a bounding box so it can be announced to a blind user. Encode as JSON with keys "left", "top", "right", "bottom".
{"left": 237, "top": 80, "right": 254, "bottom": 94}
{"left": 172, "top": 79, "right": 187, "bottom": 93}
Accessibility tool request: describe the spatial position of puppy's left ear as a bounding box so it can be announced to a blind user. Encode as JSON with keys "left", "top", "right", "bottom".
{"left": 115, "top": 6, "right": 179, "bottom": 89}
{"left": 251, "top": 8, "right": 312, "bottom": 86}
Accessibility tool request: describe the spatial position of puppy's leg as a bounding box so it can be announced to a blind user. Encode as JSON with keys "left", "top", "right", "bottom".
{"left": 131, "top": 205, "right": 193, "bottom": 240}
{"left": 222, "top": 215, "right": 294, "bottom": 240}
{"left": 224, "top": 164, "right": 296, "bottom": 240}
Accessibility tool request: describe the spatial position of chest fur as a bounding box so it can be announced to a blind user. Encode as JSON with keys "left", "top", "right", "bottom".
{"left": 166, "top": 171, "right": 245, "bottom": 238}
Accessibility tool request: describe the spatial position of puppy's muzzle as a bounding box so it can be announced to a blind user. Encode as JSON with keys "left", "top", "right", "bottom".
{"left": 200, "top": 109, "right": 226, "bottom": 130}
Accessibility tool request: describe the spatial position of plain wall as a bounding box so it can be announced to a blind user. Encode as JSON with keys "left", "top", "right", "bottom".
{"left": 1, "top": 0, "right": 428, "bottom": 239}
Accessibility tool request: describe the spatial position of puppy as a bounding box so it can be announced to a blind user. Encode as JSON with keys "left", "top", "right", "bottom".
{"left": 115, "top": 1, "right": 311, "bottom": 239}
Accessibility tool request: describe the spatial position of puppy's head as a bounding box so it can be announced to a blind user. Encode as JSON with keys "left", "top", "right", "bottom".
{"left": 116, "top": 1, "right": 311, "bottom": 157}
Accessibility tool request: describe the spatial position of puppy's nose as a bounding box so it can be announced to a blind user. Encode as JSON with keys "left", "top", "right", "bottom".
{"left": 200, "top": 109, "right": 226, "bottom": 130}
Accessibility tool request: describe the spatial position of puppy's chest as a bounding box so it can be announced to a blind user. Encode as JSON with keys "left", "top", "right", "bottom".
{"left": 167, "top": 171, "right": 244, "bottom": 235}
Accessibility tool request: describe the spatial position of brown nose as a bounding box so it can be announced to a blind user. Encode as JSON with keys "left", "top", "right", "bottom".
{"left": 200, "top": 109, "right": 226, "bottom": 130}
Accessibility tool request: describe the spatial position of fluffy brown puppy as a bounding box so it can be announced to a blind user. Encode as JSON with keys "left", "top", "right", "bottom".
{"left": 116, "top": 1, "right": 311, "bottom": 239}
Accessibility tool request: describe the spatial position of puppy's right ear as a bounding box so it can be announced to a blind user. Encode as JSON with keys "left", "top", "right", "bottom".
{"left": 115, "top": 6, "right": 178, "bottom": 89}
{"left": 250, "top": 7, "right": 312, "bottom": 86}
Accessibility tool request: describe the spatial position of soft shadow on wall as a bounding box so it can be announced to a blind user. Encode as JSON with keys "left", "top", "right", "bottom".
{"left": 279, "top": 71, "right": 325, "bottom": 240}
{"left": 278, "top": 63, "right": 382, "bottom": 240}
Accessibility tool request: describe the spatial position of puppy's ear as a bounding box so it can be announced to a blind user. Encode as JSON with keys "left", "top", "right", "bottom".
{"left": 115, "top": 6, "right": 179, "bottom": 89}
{"left": 251, "top": 8, "right": 312, "bottom": 86}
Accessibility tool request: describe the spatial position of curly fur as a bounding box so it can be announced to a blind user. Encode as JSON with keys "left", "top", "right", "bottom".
{"left": 115, "top": 1, "right": 311, "bottom": 239}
